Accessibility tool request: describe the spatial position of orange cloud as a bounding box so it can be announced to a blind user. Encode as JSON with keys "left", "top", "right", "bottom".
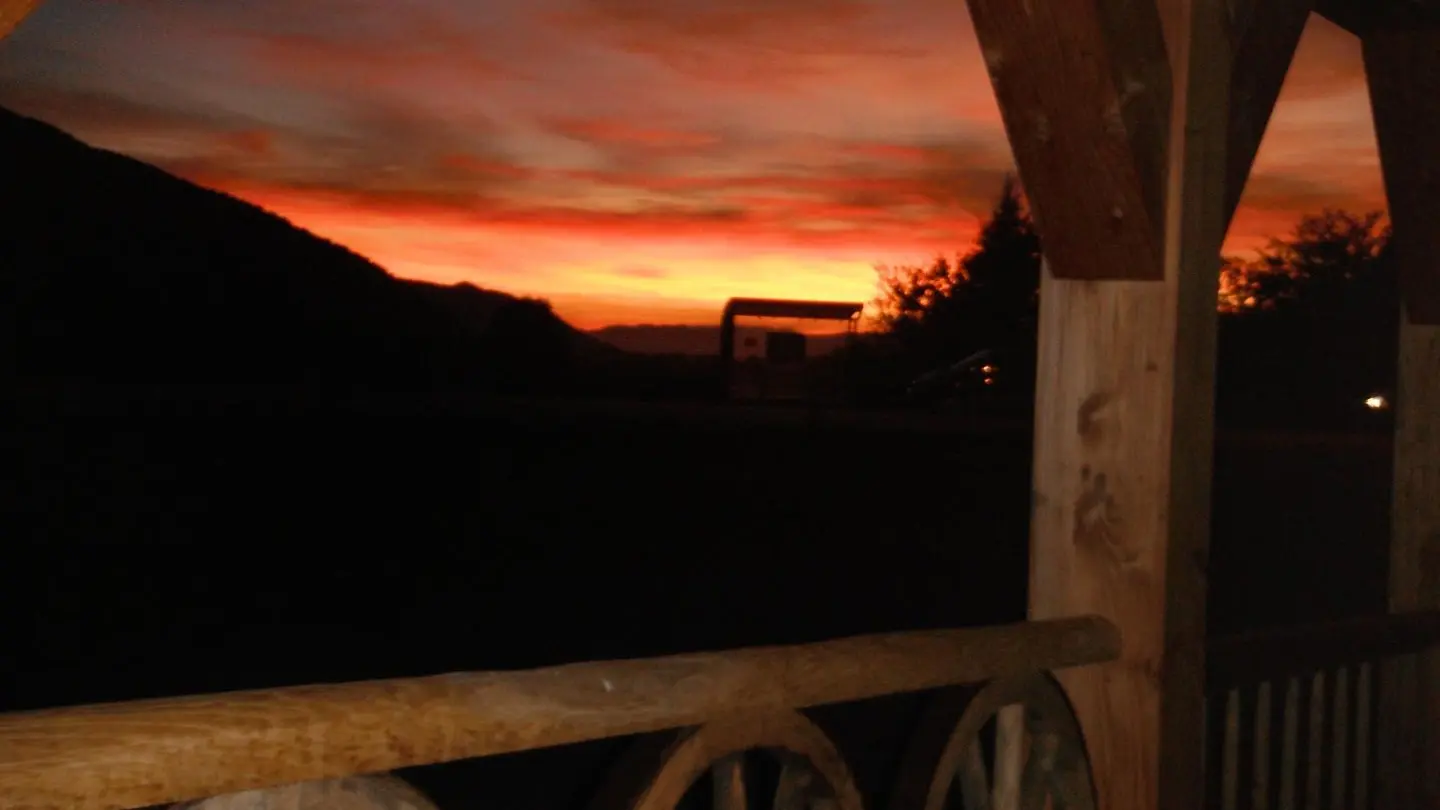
{"left": 613, "top": 265, "right": 671, "bottom": 279}
{"left": 543, "top": 0, "right": 949, "bottom": 92}
{"left": 237, "top": 30, "right": 516, "bottom": 90}
{"left": 841, "top": 143, "right": 936, "bottom": 163}
{"left": 0, "top": 2, "right": 1393, "bottom": 328}
{"left": 547, "top": 117, "right": 723, "bottom": 149}
{"left": 436, "top": 153, "right": 536, "bottom": 180}
{"left": 223, "top": 129, "right": 274, "bottom": 157}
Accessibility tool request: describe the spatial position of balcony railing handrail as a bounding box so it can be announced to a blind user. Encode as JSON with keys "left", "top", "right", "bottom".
{"left": 0, "top": 616, "right": 1118, "bottom": 810}
{"left": 1206, "top": 608, "right": 1440, "bottom": 691}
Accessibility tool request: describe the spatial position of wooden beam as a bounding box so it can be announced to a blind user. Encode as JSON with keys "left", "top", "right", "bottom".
{"left": 1372, "top": 318, "right": 1440, "bottom": 810}
{"left": 1316, "top": 0, "right": 1440, "bottom": 36}
{"left": 1364, "top": 29, "right": 1440, "bottom": 326}
{"left": 1384, "top": 332, "right": 1440, "bottom": 607}
{"left": 1385, "top": 321, "right": 1440, "bottom": 808}
{"left": 966, "top": 0, "right": 1172, "bottom": 280}
{"left": 1206, "top": 609, "right": 1440, "bottom": 690}
{"left": 1223, "top": 0, "right": 1313, "bottom": 227}
{"left": 0, "top": 0, "right": 43, "bottom": 40}
{"left": 1364, "top": 25, "right": 1440, "bottom": 810}
{"left": 0, "top": 620, "right": 1120, "bottom": 810}
{"left": 1018, "top": 2, "right": 1231, "bottom": 810}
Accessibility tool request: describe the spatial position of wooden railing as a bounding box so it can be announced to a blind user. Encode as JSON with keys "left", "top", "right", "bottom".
{"left": 1203, "top": 610, "right": 1440, "bottom": 810}
{"left": 0, "top": 617, "right": 1119, "bottom": 810}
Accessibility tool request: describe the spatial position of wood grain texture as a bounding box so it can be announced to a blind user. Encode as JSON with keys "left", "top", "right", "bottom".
{"left": 1025, "top": 2, "right": 1231, "bottom": 810}
{"left": 1389, "top": 321, "right": 1440, "bottom": 620}
{"left": 0, "top": 619, "right": 1118, "bottom": 810}
{"left": 171, "top": 774, "right": 438, "bottom": 810}
{"left": 965, "top": 0, "right": 1171, "bottom": 280}
{"left": 1367, "top": 25, "right": 1440, "bottom": 809}
{"left": 0, "top": 0, "right": 42, "bottom": 40}
{"left": 1377, "top": 319, "right": 1440, "bottom": 808}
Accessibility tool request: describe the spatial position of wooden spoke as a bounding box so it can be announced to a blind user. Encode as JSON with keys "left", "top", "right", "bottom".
{"left": 591, "top": 711, "right": 862, "bottom": 810}
{"left": 888, "top": 675, "right": 1096, "bottom": 810}
{"left": 992, "top": 704, "right": 1026, "bottom": 810}
{"left": 959, "top": 738, "right": 993, "bottom": 810}
{"left": 773, "top": 754, "right": 817, "bottom": 810}
{"left": 713, "top": 754, "right": 748, "bottom": 810}
{"left": 1018, "top": 730, "right": 1063, "bottom": 810}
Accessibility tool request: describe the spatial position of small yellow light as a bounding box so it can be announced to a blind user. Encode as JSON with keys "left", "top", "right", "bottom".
{"left": 1364, "top": 394, "right": 1388, "bottom": 411}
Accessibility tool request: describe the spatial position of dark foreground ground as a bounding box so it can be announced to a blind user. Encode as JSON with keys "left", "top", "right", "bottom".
{"left": 2, "top": 388, "right": 1394, "bottom": 809}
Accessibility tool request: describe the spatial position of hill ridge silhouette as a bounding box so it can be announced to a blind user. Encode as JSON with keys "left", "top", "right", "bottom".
{"left": 591, "top": 323, "right": 854, "bottom": 356}
{"left": 0, "top": 106, "right": 611, "bottom": 391}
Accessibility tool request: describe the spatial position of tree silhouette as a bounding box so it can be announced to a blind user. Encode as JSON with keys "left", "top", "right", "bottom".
{"left": 1216, "top": 209, "right": 1397, "bottom": 429}
{"left": 868, "top": 189, "right": 1400, "bottom": 429}
{"left": 873, "top": 176, "right": 1040, "bottom": 371}
{"left": 1220, "top": 209, "right": 1394, "bottom": 321}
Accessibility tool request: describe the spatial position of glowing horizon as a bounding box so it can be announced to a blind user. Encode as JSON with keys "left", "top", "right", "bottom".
{"left": 0, "top": 2, "right": 1389, "bottom": 329}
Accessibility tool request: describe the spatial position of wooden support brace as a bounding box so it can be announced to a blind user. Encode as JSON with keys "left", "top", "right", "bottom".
{"left": 971, "top": 0, "right": 1306, "bottom": 264}
{"left": 1002, "top": 1, "right": 1233, "bottom": 809}
{"left": 1316, "top": 0, "right": 1440, "bottom": 37}
{"left": 1223, "top": 0, "right": 1314, "bottom": 227}
{"left": 1365, "top": 30, "right": 1440, "bottom": 326}
{"left": 0, "top": 0, "right": 42, "bottom": 40}
{"left": 966, "top": 0, "right": 1172, "bottom": 280}
{"left": 1364, "top": 24, "right": 1440, "bottom": 810}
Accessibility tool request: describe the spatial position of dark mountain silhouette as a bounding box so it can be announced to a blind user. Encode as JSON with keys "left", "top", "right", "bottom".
{"left": 592, "top": 324, "right": 852, "bottom": 357}
{"left": 0, "top": 106, "right": 613, "bottom": 392}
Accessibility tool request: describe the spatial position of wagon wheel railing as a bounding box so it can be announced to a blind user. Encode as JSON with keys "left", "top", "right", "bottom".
{"left": 0, "top": 617, "right": 1119, "bottom": 810}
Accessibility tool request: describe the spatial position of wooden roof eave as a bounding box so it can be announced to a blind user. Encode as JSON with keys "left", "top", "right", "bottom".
{"left": 1315, "top": 0, "right": 1440, "bottom": 35}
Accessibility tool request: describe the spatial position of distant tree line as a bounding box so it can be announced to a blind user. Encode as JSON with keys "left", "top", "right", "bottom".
{"left": 860, "top": 178, "right": 1400, "bottom": 430}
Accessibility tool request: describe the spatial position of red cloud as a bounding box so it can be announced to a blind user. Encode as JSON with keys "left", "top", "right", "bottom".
{"left": 0, "top": 1, "right": 1388, "bottom": 329}
{"left": 841, "top": 143, "right": 936, "bottom": 163}
{"left": 554, "top": 0, "right": 892, "bottom": 55}
{"left": 547, "top": 117, "right": 722, "bottom": 149}
{"left": 1276, "top": 15, "right": 1368, "bottom": 102}
{"left": 204, "top": 171, "right": 975, "bottom": 257}
{"left": 233, "top": 28, "right": 515, "bottom": 91}
{"left": 543, "top": 0, "right": 925, "bottom": 89}
{"left": 437, "top": 154, "right": 535, "bottom": 180}
{"left": 223, "top": 129, "right": 274, "bottom": 157}
{"left": 1238, "top": 173, "right": 1357, "bottom": 213}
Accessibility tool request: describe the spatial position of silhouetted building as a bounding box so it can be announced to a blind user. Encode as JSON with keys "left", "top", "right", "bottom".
{"left": 718, "top": 297, "right": 862, "bottom": 403}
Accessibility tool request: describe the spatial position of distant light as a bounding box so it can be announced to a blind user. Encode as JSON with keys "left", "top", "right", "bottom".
{"left": 981, "top": 364, "right": 996, "bottom": 374}
{"left": 1365, "top": 394, "right": 1389, "bottom": 411}
{"left": 984, "top": 377, "right": 995, "bottom": 385}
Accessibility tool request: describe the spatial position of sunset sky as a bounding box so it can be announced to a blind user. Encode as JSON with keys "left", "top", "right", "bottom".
{"left": 0, "top": 1, "right": 1389, "bottom": 329}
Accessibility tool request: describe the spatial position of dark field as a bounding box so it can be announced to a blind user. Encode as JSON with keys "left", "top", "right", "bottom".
{"left": 2, "top": 389, "right": 1395, "bottom": 809}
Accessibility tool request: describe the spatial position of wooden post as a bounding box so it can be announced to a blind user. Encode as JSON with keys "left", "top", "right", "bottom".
{"left": 965, "top": 0, "right": 1305, "bottom": 807}
{"left": 1363, "top": 26, "right": 1440, "bottom": 810}
{"left": 1026, "top": 4, "right": 1228, "bottom": 808}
